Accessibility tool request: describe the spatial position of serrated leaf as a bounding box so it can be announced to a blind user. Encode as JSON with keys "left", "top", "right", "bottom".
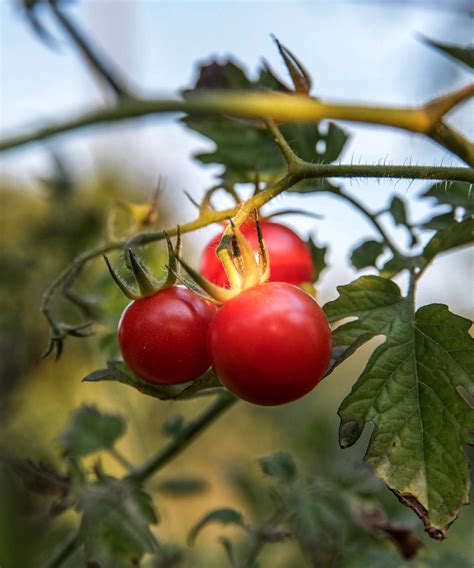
{"left": 420, "top": 36, "right": 474, "bottom": 69}
{"left": 351, "top": 240, "right": 385, "bottom": 270}
{"left": 77, "top": 477, "right": 158, "bottom": 567}
{"left": 324, "top": 276, "right": 474, "bottom": 539}
{"left": 191, "top": 59, "right": 252, "bottom": 90}
{"left": 259, "top": 451, "right": 297, "bottom": 484}
{"left": 183, "top": 59, "right": 348, "bottom": 184}
{"left": 419, "top": 181, "right": 473, "bottom": 212}
{"left": 389, "top": 197, "right": 408, "bottom": 227}
{"left": 187, "top": 508, "right": 247, "bottom": 546}
{"left": 59, "top": 405, "right": 126, "bottom": 457}
{"left": 307, "top": 237, "right": 327, "bottom": 282}
{"left": 421, "top": 217, "right": 473, "bottom": 265}
{"left": 83, "top": 361, "right": 222, "bottom": 401}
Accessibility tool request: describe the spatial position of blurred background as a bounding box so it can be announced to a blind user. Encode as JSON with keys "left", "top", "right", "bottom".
{"left": 0, "top": 1, "right": 473, "bottom": 566}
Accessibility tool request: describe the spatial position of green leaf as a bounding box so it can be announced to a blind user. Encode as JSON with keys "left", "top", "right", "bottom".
{"left": 420, "top": 36, "right": 474, "bottom": 69}
{"left": 59, "top": 405, "right": 126, "bottom": 457}
{"left": 187, "top": 508, "right": 247, "bottom": 546}
{"left": 83, "top": 361, "right": 223, "bottom": 401}
{"left": 288, "top": 484, "right": 352, "bottom": 565}
{"left": 421, "top": 217, "right": 474, "bottom": 265}
{"left": 259, "top": 451, "right": 297, "bottom": 484}
{"left": 350, "top": 240, "right": 385, "bottom": 270}
{"left": 190, "top": 59, "right": 252, "bottom": 90}
{"left": 339, "top": 542, "right": 404, "bottom": 568}
{"left": 420, "top": 211, "right": 456, "bottom": 231}
{"left": 308, "top": 237, "right": 327, "bottom": 282}
{"left": 324, "top": 276, "right": 474, "bottom": 539}
{"left": 419, "top": 181, "right": 473, "bottom": 212}
{"left": 77, "top": 477, "right": 158, "bottom": 567}
{"left": 379, "top": 255, "right": 410, "bottom": 279}
{"left": 424, "top": 552, "right": 474, "bottom": 568}
{"left": 183, "top": 59, "right": 348, "bottom": 184}
{"left": 388, "top": 196, "right": 408, "bottom": 227}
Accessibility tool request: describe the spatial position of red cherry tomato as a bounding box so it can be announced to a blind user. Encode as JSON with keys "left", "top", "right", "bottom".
{"left": 118, "top": 286, "right": 217, "bottom": 385}
{"left": 208, "top": 282, "right": 332, "bottom": 405}
{"left": 200, "top": 220, "right": 313, "bottom": 287}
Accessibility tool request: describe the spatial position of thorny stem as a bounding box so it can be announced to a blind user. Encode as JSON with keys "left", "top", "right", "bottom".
{"left": 131, "top": 392, "right": 237, "bottom": 483}
{"left": 41, "top": 160, "right": 472, "bottom": 343}
{"left": 1, "top": 86, "right": 473, "bottom": 164}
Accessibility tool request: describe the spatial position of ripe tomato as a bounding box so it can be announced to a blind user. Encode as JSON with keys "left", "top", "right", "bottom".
{"left": 118, "top": 286, "right": 217, "bottom": 385}
{"left": 200, "top": 220, "right": 313, "bottom": 287}
{"left": 208, "top": 282, "right": 332, "bottom": 405}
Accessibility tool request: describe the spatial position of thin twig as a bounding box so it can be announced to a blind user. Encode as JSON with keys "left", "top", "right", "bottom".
{"left": 334, "top": 190, "right": 408, "bottom": 261}
{"left": 46, "top": 532, "right": 80, "bottom": 568}
{"left": 49, "top": 1, "right": 132, "bottom": 100}
{"left": 131, "top": 392, "right": 237, "bottom": 483}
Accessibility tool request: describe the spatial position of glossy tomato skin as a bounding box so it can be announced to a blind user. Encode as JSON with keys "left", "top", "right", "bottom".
{"left": 118, "top": 286, "right": 217, "bottom": 385}
{"left": 200, "top": 221, "right": 313, "bottom": 287}
{"left": 208, "top": 282, "right": 332, "bottom": 405}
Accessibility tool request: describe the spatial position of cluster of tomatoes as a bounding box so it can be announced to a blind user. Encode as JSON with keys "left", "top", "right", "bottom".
{"left": 117, "top": 220, "right": 332, "bottom": 406}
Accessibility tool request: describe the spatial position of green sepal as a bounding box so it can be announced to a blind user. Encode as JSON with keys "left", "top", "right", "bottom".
{"left": 175, "top": 253, "right": 236, "bottom": 303}
{"left": 103, "top": 255, "right": 140, "bottom": 300}
{"left": 161, "top": 229, "right": 181, "bottom": 290}
{"left": 128, "top": 250, "right": 161, "bottom": 297}
{"left": 272, "top": 36, "right": 312, "bottom": 94}
{"left": 255, "top": 214, "right": 270, "bottom": 280}
{"left": 216, "top": 224, "right": 244, "bottom": 289}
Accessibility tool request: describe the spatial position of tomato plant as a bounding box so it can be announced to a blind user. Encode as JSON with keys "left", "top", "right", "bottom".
{"left": 201, "top": 220, "right": 314, "bottom": 287}
{"left": 1, "top": 5, "right": 473, "bottom": 567}
{"left": 118, "top": 286, "right": 217, "bottom": 384}
{"left": 208, "top": 282, "right": 332, "bottom": 405}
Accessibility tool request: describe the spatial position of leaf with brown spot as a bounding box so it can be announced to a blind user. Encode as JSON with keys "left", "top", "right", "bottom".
{"left": 324, "top": 276, "right": 474, "bottom": 538}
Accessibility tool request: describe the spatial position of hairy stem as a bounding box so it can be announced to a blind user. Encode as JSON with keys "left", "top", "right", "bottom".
{"left": 296, "top": 163, "right": 474, "bottom": 184}
{"left": 131, "top": 392, "right": 237, "bottom": 483}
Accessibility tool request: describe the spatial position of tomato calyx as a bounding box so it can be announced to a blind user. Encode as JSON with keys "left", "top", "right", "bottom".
{"left": 104, "top": 230, "right": 181, "bottom": 300}
{"left": 174, "top": 214, "right": 270, "bottom": 304}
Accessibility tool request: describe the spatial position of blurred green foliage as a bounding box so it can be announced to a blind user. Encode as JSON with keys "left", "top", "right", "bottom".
{"left": 0, "top": 164, "right": 472, "bottom": 568}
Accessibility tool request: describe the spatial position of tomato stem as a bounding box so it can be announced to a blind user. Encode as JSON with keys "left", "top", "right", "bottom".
{"left": 131, "top": 392, "right": 237, "bottom": 483}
